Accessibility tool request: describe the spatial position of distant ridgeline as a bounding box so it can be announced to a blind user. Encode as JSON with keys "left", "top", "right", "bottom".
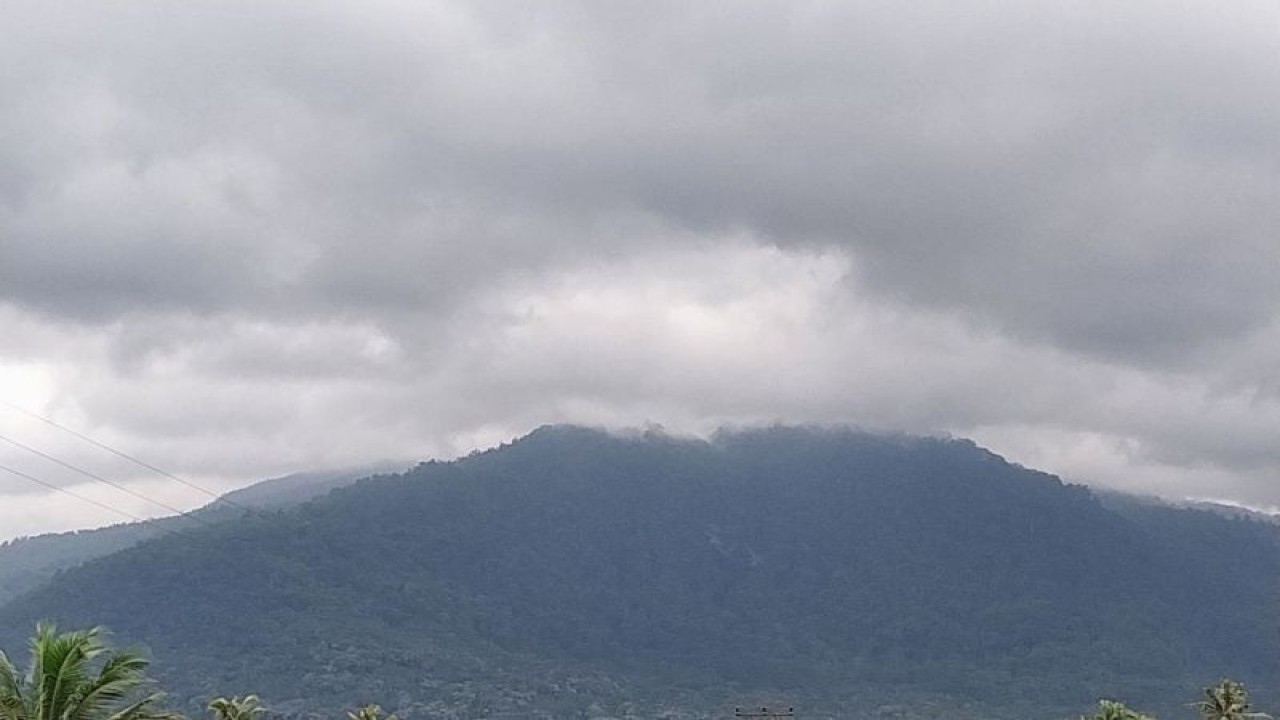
{"left": 0, "top": 426, "right": 1276, "bottom": 720}
{"left": 0, "top": 466, "right": 393, "bottom": 607}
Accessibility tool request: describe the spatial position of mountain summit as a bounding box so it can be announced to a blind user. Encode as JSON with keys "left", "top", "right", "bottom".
{"left": 1, "top": 426, "right": 1275, "bottom": 719}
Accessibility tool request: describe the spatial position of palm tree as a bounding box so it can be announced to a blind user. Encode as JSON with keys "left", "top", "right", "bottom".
{"left": 347, "top": 705, "right": 396, "bottom": 720}
{"left": 207, "top": 696, "right": 264, "bottom": 720}
{"left": 1193, "top": 679, "right": 1271, "bottom": 720}
{"left": 0, "top": 622, "right": 180, "bottom": 720}
{"left": 1082, "top": 699, "right": 1154, "bottom": 720}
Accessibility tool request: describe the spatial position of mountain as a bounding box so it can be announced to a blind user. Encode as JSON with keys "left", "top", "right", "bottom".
{"left": 216, "top": 464, "right": 408, "bottom": 510}
{"left": 0, "top": 464, "right": 397, "bottom": 607}
{"left": 0, "top": 426, "right": 1276, "bottom": 720}
{"left": 1095, "top": 489, "right": 1280, "bottom": 526}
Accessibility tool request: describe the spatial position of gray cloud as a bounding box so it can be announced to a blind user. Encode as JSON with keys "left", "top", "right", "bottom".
{"left": 6, "top": 2, "right": 1277, "bottom": 355}
{"left": 1, "top": 1, "right": 1278, "bottom": 537}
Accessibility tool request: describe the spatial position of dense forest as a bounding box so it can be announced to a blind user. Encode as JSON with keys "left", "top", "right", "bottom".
{"left": 1, "top": 426, "right": 1276, "bottom": 719}
{"left": 0, "top": 467, "right": 386, "bottom": 606}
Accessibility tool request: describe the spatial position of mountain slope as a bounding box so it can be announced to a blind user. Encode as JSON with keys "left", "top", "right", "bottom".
{"left": 0, "top": 465, "right": 395, "bottom": 607}
{"left": 216, "top": 464, "right": 407, "bottom": 509}
{"left": 0, "top": 426, "right": 1275, "bottom": 719}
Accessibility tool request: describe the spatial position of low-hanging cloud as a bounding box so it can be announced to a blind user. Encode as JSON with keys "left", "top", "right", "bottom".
{"left": 1, "top": 0, "right": 1278, "bottom": 537}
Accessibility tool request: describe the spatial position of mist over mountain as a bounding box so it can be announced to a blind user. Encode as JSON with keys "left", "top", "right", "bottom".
{"left": 1, "top": 426, "right": 1275, "bottom": 719}
{"left": 215, "top": 464, "right": 408, "bottom": 510}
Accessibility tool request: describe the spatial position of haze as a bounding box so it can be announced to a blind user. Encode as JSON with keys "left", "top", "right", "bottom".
{"left": 2, "top": 1, "right": 1278, "bottom": 540}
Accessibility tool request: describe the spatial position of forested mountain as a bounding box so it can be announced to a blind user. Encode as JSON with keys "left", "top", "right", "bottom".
{"left": 0, "top": 465, "right": 393, "bottom": 607}
{"left": 0, "top": 426, "right": 1275, "bottom": 720}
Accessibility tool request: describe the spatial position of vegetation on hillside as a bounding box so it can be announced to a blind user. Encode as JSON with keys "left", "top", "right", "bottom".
{"left": 0, "top": 468, "right": 389, "bottom": 608}
{"left": 0, "top": 623, "right": 1267, "bottom": 720}
{"left": 1, "top": 427, "right": 1277, "bottom": 718}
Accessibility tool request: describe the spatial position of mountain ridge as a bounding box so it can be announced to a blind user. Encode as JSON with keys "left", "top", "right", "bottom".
{"left": 1, "top": 425, "right": 1275, "bottom": 719}
{"left": 0, "top": 463, "right": 399, "bottom": 607}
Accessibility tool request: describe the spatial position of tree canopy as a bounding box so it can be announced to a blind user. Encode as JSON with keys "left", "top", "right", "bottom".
{"left": 0, "top": 623, "right": 178, "bottom": 720}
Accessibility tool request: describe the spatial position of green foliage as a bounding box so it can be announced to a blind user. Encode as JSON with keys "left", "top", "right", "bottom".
{"left": 0, "top": 525, "right": 170, "bottom": 608}
{"left": 1, "top": 427, "right": 1278, "bottom": 718}
{"left": 0, "top": 623, "right": 180, "bottom": 720}
{"left": 1193, "top": 679, "right": 1272, "bottom": 720}
{"left": 0, "top": 468, "right": 382, "bottom": 608}
{"left": 347, "top": 704, "right": 396, "bottom": 720}
{"left": 1082, "top": 699, "right": 1154, "bottom": 720}
{"left": 206, "top": 695, "right": 263, "bottom": 720}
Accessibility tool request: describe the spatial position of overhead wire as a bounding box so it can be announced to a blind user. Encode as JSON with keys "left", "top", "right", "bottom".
{"left": 0, "top": 461, "right": 226, "bottom": 549}
{"left": 0, "top": 404, "right": 272, "bottom": 555}
{"left": 1, "top": 401, "right": 231, "bottom": 503}
{"left": 0, "top": 401, "right": 250, "bottom": 513}
{"left": 0, "top": 432, "right": 216, "bottom": 528}
{"left": 0, "top": 462, "right": 150, "bottom": 525}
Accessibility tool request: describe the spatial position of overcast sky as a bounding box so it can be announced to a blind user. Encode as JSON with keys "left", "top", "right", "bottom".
{"left": 2, "top": 0, "right": 1278, "bottom": 540}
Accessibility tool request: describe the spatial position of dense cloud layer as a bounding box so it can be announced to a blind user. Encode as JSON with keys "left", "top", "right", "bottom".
{"left": 2, "top": 1, "right": 1278, "bottom": 538}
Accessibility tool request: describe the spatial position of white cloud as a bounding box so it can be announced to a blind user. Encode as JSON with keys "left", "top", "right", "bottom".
{"left": 1, "top": 0, "right": 1278, "bottom": 538}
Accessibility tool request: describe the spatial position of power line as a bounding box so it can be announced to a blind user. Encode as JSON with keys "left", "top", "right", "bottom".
{"left": 0, "top": 432, "right": 213, "bottom": 526}
{"left": 0, "top": 463, "right": 221, "bottom": 550}
{"left": 0, "top": 401, "right": 245, "bottom": 511}
{"left": 0, "top": 463, "right": 148, "bottom": 524}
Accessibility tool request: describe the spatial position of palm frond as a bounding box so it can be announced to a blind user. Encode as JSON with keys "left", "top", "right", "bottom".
{"left": 1, "top": 626, "right": 174, "bottom": 720}
{"left": 33, "top": 625, "right": 97, "bottom": 720}
{"left": 66, "top": 654, "right": 153, "bottom": 720}
{"left": 102, "top": 693, "right": 169, "bottom": 720}
{"left": 0, "top": 651, "right": 28, "bottom": 720}
{"left": 207, "top": 695, "right": 263, "bottom": 720}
